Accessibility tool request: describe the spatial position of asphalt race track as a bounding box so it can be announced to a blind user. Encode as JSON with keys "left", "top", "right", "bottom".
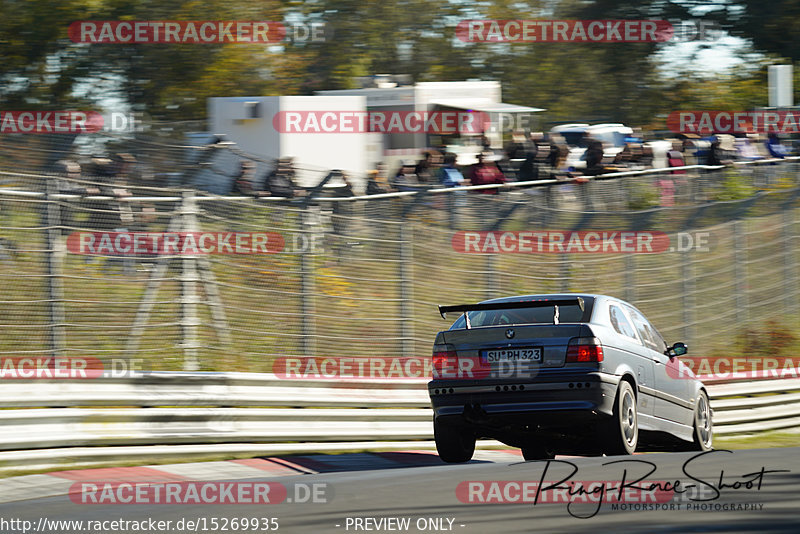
{"left": 2, "top": 447, "right": 798, "bottom": 534}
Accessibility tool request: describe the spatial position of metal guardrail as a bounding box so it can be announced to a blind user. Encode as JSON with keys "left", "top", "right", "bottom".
{"left": 0, "top": 371, "right": 797, "bottom": 474}
{"left": 2, "top": 157, "right": 798, "bottom": 202}
{"left": 703, "top": 374, "right": 800, "bottom": 434}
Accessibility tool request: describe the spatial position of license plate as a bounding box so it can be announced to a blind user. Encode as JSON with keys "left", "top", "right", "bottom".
{"left": 482, "top": 347, "right": 542, "bottom": 363}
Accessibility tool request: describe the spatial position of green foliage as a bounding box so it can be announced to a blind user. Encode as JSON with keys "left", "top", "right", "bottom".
{"left": 715, "top": 168, "right": 756, "bottom": 201}
{"left": 700, "top": 0, "right": 800, "bottom": 61}
{"left": 626, "top": 182, "right": 659, "bottom": 210}
{"left": 731, "top": 320, "right": 798, "bottom": 359}
{"left": 0, "top": 0, "right": 797, "bottom": 125}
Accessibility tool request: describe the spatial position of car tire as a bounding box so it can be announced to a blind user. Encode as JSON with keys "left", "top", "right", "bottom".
{"left": 603, "top": 380, "right": 638, "bottom": 455}
{"left": 434, "top": 418, "right": 475, "bottom": 463}
{"left": 690, "top": 390, "right": 713, "bottom": 451}
{"left": 521, "top": 443, "right": 555, "bottom": 461}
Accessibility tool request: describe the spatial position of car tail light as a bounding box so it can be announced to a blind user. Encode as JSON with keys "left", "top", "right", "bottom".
{"left": 566, "top": 337, "right": 604, "bottom": 363}
{"left": 432, "top": 344, "right": 458, "bottom": 378}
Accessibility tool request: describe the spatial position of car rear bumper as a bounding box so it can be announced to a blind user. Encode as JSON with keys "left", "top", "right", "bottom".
{"left": 428, "top": 371, "right": 620, "bottom": 424}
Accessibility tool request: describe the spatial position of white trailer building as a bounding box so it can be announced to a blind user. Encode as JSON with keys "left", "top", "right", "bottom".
{"left": 207, "top": 95, "right": 369, "bottom": 190}
{"left": 318, "top": 80, "right": 544, "bottom": 170}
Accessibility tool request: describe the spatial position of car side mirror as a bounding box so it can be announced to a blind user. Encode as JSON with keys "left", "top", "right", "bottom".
{"left": 666, "top": 342, "right": 688, "bottom": 358}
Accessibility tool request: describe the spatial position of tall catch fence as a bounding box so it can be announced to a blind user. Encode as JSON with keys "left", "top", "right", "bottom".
{"left": 1, "top": 159, "right": 799, "bottom": 372}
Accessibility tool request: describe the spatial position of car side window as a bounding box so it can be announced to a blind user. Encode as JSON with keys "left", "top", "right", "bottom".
{"left": 647, "top": 326, "right": 668, "bottom": 352}
{"left": 646, "top": 323, "right": 668, "bottom": 353}
{"left": 626, "top": 306, "right": 667, "bottom": 352}
{"left": 609, "top": 304, "right": 638, "bottom": 340}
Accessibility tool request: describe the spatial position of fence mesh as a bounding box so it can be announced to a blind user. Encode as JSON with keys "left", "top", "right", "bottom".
{"left": 1, "top": 162, "right": 798, "bottom": 372}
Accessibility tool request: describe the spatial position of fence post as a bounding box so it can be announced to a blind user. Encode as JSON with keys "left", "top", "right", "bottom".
{"left": 179, "top": 191, "right": 200, "bottom": 371}
{"left": 543, "top": 184, "right": 554, "bottom": 226}
{"left": 560, "top": 254, "right": 571, "bottom": 292}
{"left": 624, "top": 255, "right": 635, "bottom": 303}
{"left": 681, "top": 247, "right": 695, "bottom": 347}
{"left": 44, "top": 178, "right": 66, "bottom": 358}
{"left": 484, "top": 253, "right": 500, "bottom": 300}
{"left": 300, "top": 207, "right": 317, "bottom": 358}
{"left": 399, "top": 222, "right": 414, "bottom": 359}
{"left": 784, "top": 207, "right": 797, "bottom": 315}
{"left": 733, "top": 219, "right": 748, "bottom": 325}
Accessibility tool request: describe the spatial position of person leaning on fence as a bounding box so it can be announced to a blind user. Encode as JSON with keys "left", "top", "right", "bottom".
{"left": 766, "top": 132, "right": 790, "bottom": 159}
{"left": 51, "top": 160, "right": 91, "bottom": 236}
{"left": 392, "top": 161, "right": 420, "bottom": 192}
{"left": 469, "top": 152, "right": 507, "bottom": 194}
{"left": 85, "top": 157, "right": 134, "bottom": 232}
{"left": 264, "top": 157, "right": 306, "bottom": 198}
{"left": 365, "top": 169, "right": 392, "bottom": 224}
{"left": 517, "top": 140, "right": 540, "bottom": 183}
{"left": 438, "top": 153, "right": 466, "bottom": 228}
{"left": 439, "top": 153, "right": 465, "bottom": 188}
{"left": 329, "top": 173, "right": 355, "bottom": 260}
{"left": 705, "top": 137, "right": 724, "bottom": 167}
{"left": 582, "top": 139, "right": 606, "bottom": 176}
{"left": 414, "top": 151, "right": 433, "bottom": 184}
{"left": 80, "top": 157, "right": 135, "bottom": 271}
{"left": 544, "top": 138, "right": 569, "bottom": 178}
{"left": 677, "top": 133, "right": 700, "bottom": 166}
{"left": 366, "top": 169, "right": 388, "bottom": 195}
{"left": 232, "top": 160, "right": 258, "bottom": 195}
{"left": 331, "top": 173, "right": 355, "bottom": 225}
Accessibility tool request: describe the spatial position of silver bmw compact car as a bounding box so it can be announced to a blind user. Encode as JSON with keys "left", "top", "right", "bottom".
{"left": 428, "top": 294, "right": 712, "bottom": 462}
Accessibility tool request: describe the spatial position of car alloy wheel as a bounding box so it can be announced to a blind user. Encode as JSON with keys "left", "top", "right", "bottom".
{"left": 693, "top": 391, "right": 713, "bottom": 451}
{"left": 604, "top": 380, "right": 638, "bottom": 455}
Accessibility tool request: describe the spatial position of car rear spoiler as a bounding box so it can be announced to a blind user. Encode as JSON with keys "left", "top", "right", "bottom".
{"left": 438, "top": 297, "right": 585, "bottom": 327}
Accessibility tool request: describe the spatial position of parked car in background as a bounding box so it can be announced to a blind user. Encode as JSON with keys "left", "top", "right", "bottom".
{"left": 428, "top": 294, "right": 712, "bottom": 462}
{"left": 550, "top": 123, "right": 635, "bottom": 170}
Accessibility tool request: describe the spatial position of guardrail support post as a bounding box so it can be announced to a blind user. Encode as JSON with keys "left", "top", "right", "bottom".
{"left": 44, "top": 178, "right": 66, "bottom": 358}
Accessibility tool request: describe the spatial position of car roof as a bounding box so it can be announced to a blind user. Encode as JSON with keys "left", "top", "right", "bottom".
{"left": 550, "top": 123, "right": 590, "bottom": 133}
{"left": 585, "top": 127, "right": 634, "bottom": 136}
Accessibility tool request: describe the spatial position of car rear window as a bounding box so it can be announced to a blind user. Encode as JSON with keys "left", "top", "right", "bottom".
{"left": 450, "top": 299, "right": 593, "bottom": 329}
